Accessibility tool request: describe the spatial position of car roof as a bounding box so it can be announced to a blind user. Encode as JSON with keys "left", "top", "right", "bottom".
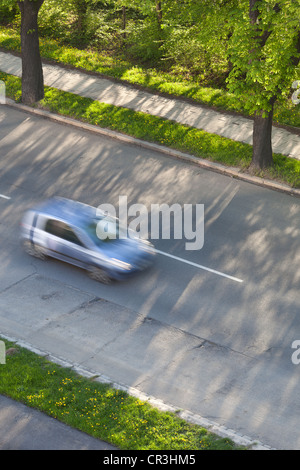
{"left": 31, "top": 197, "right": 100, "bottom": 228}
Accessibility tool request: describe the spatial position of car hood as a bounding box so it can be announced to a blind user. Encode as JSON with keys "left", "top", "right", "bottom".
{"left": 95, "top": 236, "right": 155, "bottom": 266}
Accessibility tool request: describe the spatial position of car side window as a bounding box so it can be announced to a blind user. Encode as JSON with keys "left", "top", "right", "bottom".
{"left": 45, "top": 219, "right": 84, "bottom": 246}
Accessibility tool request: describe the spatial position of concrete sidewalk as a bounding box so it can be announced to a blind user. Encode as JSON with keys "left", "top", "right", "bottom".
{"left": 0, "top": 50, "right": 300, "bottom": 160}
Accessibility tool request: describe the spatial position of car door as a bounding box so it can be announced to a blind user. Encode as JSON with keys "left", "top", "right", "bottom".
{"left": 44, "top": 219, "right": 91, "bottom": 268}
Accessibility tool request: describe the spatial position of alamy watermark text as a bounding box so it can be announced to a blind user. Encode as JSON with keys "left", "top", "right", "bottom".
{"left": 96, "top": 196, "right": 204, "bottom": 251}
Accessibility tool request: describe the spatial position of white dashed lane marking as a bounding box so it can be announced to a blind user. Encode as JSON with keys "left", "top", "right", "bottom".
{"left": 155, "top": 249, "right": 244, "bottom": 283}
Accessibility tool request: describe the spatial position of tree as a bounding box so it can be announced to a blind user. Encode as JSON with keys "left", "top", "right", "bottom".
{"left": 17, "top": 0, "right": 45, "bottom": 104}
{"left": 248, "top": 0, "right": 277, "bottom": 168}
{"left": 1, "top": 0, "right": 45, "bottom": 103}
{"left": 226, "top": 0, "right": 300, "bottom": 169}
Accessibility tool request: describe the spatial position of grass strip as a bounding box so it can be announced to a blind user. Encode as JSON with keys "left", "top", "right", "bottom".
{"left": 0, "top": 338, "right": 243, "bottom": 450}
{"left": 1, "top": 26, "right": 300, "bottom": 128}
{"left": 2, "top": 71, "right": 299, "bottom": 188}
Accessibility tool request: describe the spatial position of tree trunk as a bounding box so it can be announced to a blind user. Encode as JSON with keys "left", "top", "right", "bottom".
{"left": 122, "top": 6, "right": 126, "bottom": 40}
{"left": 74, "top": 0, "right": 88, "bottom": 46}
{"left": 249, "top": 0, "right": 260, "bottom": 25}
{"left": 156, "top": 1, "right": 162, "bottom": 29}
{"left": 155, "top": 1, "right": 164, "bottom": 49}
{"left": 249, "top": 0, "right": 275, "bottom": 169}
{"left": 18, "top": 0, "right": 44, "bottom": 104}
{"left": 251, "top": 102, "right": 275, "bottom": 169}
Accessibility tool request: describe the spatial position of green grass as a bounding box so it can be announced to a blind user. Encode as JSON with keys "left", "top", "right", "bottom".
{"left": 1, "top": 26, "right": 300, "bottom": 127}
{"left": 0, "top": 338, "right": 243, "bottom": 450}
{"left": 2, "top": 70, "right": 300, "bottom": 188}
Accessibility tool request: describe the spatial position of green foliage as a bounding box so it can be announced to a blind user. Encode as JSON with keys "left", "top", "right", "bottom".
{"left": 0, "top": 0, "right": 233, "bottom": 79}
{"left": 226, "top": 0, "right": 300, "bottom": 115}
{"left": 0, "top": 0, "right": 18, "bottom": 24}
{"left": 34, "top": 0, "right": 73, "bottom": 41}
{"left": 161, "top": 26, "right": 228, "bottom": 81}
{"left": 125, "top": 18, "right": 165, "bottom": 63}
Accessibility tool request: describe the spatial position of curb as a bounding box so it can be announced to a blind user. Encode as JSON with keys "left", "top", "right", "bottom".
{"left": 4, "top": 98, "right": 300, "bottom": 199}
{"left": 0, "top": 333, "right": 276, "bottom": 450}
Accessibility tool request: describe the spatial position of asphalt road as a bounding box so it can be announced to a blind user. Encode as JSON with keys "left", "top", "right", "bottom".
{"left": 0, "top": 105, "right": 299, "bottom": 449}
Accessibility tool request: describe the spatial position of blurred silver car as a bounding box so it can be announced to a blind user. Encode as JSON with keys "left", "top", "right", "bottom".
{"left": 20, "top": 197, "right": 155, "bottom": 283}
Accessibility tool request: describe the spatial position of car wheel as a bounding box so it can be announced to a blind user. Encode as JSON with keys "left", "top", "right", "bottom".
{"left": 88, "top": 267, "right": 111, "bottom": 284}
{"left": 23, "top": 240, "right": 46, "bottom": 260}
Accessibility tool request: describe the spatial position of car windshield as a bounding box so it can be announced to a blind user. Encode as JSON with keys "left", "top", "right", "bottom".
{"left": 84, "top": 216, "right": 127, "bottom": 246}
